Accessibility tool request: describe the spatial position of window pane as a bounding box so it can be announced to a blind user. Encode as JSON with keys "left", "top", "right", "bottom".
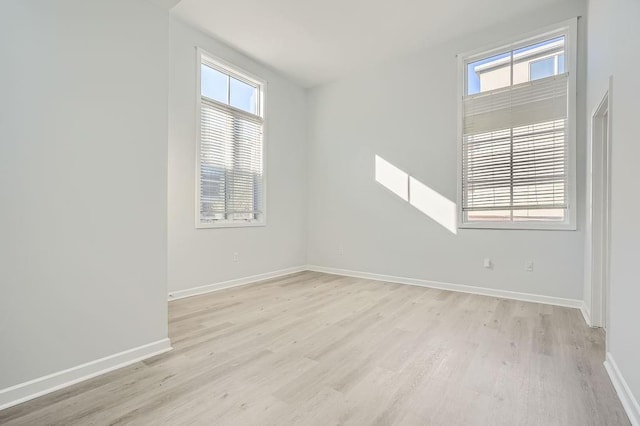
{"left": 467, "top": 52, "right": 511, "bottom": 95}
{"left": 200, "top": 164, "right": 227, "bottom": 222}
{"left": 558, "top": 53, "right": 565, "bottom": 74}
{"left": 230, "top": 77, "right": 258, "bottom": 114}
{"left": 513, "top": 36, "right": 565, "bottom": 84}
{"left": 529, "top": 56, "right": 555, "bottom": 81}
{"left": 201, "top": 64, "right": 228, "bottom": 103}
{"left": 513, "top": 209, "right": 565, "bottom": 221}
{"left": 462, "top": 32, "right": 570, "bottom": 227}
{"left": 467, "top": 210, "right": 511, "bottom": 222}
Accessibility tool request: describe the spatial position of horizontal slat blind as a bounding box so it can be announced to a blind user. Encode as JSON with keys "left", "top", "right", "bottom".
{"left": 462, "top": 74, "right": 568, "bottom": 214}
{"left": 200, "top": 98, "right": 264, "bottom": 223}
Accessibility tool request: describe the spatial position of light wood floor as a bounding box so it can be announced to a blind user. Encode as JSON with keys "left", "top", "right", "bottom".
{"left": 0, "top": 272, "right": 630, "bottom": 425}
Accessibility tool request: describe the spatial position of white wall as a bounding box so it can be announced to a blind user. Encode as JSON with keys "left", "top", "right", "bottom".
{"left": 583, "top": 0, "right": 613, "bottom": 322}
{"left": 608, "top": 0, "right": 640, "bottom": 411}
{"left": 0, "top": 0, "right": 169, "bottom": 391}
{"left": 307, "top": 0, "right": 588, "bottom": 300}
{"left": 168, "top": 18, "right": 308, "bottom": 292}
{"left": 587, "top": 0, "right": 640, "bottom": 417}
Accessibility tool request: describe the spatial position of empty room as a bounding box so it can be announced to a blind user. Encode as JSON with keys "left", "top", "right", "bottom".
{"left": 1, "top": 0, "right": 639, "bottom": 424}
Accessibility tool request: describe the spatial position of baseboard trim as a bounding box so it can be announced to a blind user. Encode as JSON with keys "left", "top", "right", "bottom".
{"left": 169, "top": 265, "right": 582, "bottom": 309}
{"left": 306, "top": 265, "right": 582, "bottom": 309}
{"left": 0, "top": 338, "right": 172, "bottom": 411}
{"left": 604, "top": 352, "right": 640, "bottom": 426}
{"left": 168, "top": 266, "right": 307, "bottom": 301}
{"left": 580, "top": 301, "right": 593, "bottom": 327}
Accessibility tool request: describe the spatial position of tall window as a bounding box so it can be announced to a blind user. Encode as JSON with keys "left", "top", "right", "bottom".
{"left": 459, "top": 22, "right": 576, "bottom": 230}
{"left": 196, "top": 50, "right": 265, "bottom": 228}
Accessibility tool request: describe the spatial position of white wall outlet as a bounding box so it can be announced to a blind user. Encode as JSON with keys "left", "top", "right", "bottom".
{"left": 483, "top": 258, "right": 492, "bottom": 269}
{"left": 233, "top": 252, "right": 239, "bottom": 262}
{"left": 525, "top": 260, "right": 534, "bottom": 272}
{"left": 337, "top": 246, "right": 344, "bottom": 255}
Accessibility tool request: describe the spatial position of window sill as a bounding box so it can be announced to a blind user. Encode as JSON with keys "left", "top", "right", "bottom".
{"left": 458, "top": 221, "right": 576, "bottom": 231}
{"left": 196, "top": 221, "right": 266, "bottom": 229}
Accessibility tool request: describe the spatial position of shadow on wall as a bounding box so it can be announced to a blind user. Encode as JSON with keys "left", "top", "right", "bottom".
{"left": 375, "top": 155, "right": 458, "bottom": 235}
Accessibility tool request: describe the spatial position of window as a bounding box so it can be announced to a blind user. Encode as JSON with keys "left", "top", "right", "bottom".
{"left": 196, "top": 49, "right": 265, "bottom": 228}
{"left": 458, "top": 21, "right": 576, "bottom": 230}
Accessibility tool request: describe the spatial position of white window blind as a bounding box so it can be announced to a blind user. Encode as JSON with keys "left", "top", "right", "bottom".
{"left": 463, "top": 75, "right": 568, "bottom": 213}
{"left": 197, "top": 51, "right": 265, "bottom": 227}
{"left": 460, "top": 28, "right": 575, "bottom": 228}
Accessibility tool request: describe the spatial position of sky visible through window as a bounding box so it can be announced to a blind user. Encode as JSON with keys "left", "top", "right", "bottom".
{"left": 201, "top": 63, "right": 258, "bottom": 115}
{"left": 201, "top": 65, "right": 227, "bottom": 103}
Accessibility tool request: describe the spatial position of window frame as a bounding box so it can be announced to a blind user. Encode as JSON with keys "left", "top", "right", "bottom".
{"left": 195, "top": 47, "right": 268, "bottom": 229}
{"left": 456, "top": 19, "right": 578, "bottom": 231}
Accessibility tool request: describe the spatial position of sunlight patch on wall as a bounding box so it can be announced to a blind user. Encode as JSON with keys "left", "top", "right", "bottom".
{"left": 375, "top": 155, "right": 408, "bottom": 201}
{"left": 375, "top": 155, "right": 457, "bottom": 235}
{"left": 409, "top": 177, "right": 457, "bottom": 234}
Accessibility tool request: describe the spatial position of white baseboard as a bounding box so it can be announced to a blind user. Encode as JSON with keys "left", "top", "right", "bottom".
{"left": 168, "top": 266, "right": 307, "bottom": 301}
{"left": 0, "top": 338, "right": 172, "bottom": 411}
{"left": 169, "top": 265, "right": 583, "bottom": 310}
{"left": 604, "top": 352, "right": 640, "bottom": 426}
{"left": 580, "top": 301, "right": 593, "bottom": 327}
{"left": 306, "top": 265, "right": 582, "bottom": 309}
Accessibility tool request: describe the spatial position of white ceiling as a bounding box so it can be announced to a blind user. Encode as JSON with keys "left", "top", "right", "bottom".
{"left": 172, "top": 0, "right": 561, "bottom": 88}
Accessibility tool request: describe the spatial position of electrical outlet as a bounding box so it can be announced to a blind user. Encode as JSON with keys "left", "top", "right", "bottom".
{"left": 483, "top": 258, "right": 492, "bottom": 269}
{"left": 233, "top": 252, "right": 239, "bottom": 262}
{"left": 338, "top": 246, "right": 344, "bottom": 255}
{"left": 525, "top": 260, "right": 533, "bottom": 272}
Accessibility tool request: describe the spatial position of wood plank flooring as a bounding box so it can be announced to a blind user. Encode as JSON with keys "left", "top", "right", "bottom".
{"left": 0, "top": 271, "right": 630, "bottom": 425}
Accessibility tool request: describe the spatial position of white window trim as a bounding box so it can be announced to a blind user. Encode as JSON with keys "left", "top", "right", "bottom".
{"left": 456, "top": 18, "right": 578, "bottom": 231}
{"left": 195, "top": 47, "right": 268, "bottom": 229}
